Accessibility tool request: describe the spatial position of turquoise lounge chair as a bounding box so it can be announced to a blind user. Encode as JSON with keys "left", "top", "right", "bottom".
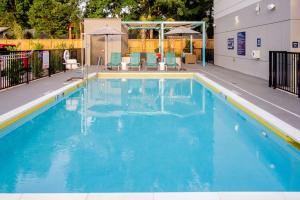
{"left": 165, "top": 52, "right": 179, "bottom": 71}
{"left": 128, "top": 52, "right": 141, "bottom": 71}
{"left": 107, "top": 52, "right": 121, "bottom": 70}
{"left": 145, "top": 53, "right": 158, "bottom": 70}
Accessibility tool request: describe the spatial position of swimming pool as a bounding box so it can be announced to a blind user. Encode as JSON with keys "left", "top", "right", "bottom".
{"left": 0, "top": 75, "right": 300, "bottom": 192}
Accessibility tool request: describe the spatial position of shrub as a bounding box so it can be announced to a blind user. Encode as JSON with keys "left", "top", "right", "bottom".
{"left": 32, "top": 42, "right": 44, "bottom": 50}
{"left": 7, "top": 59, "right": 25, "bottom": 85}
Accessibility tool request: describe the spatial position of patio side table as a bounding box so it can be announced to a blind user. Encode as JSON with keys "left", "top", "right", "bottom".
{"left": 159, "top": 62, "right": 165, "bottom": 71}
{"left": 121, "top": 62, "right": 127, "bottom": 71}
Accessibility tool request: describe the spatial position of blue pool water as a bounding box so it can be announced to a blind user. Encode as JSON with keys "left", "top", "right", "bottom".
{"left": 0, "top": 78, "right": 300, "bottom": 192}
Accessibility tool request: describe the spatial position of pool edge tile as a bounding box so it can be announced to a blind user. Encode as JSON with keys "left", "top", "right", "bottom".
{"left": 20, "top": 193, "right": 88, "bottom": 200}
{"left": 283, "top": 192, "right": 300, "bottom": 200}
{"left": 87, "top": 193, "right": 154, "bottom": 200}
{"left": 0, "top": 194, "right": 22, "bottom": 200}
{"left": 154, "top": 192, "right": 220, "bottom": 200}
{"left": 218, "top": 192, "right": 285, "bottom": 200}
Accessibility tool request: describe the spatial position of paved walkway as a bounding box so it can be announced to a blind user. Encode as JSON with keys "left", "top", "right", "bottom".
{"left": 0, "top": 67, "right": 99, "bottom": 115}
{"left": 1, "top": 64, "right": 300, "bottom": 130}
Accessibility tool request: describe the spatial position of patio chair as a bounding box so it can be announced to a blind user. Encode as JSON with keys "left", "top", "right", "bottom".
{"left": 165, "top": 52, "right": 179, "bottom": 71}
{"left": 128, "top": 52, "right": 141, "bottom": 71}
{"left": 107, "top": 52, "right": 121, "bottom": 70}
{"left": 145, "top": 53, "right": 158, "bottom": 70}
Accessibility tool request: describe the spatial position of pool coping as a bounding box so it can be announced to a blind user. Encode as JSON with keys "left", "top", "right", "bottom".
{"left": 0, "top": 192, "right": 299, "bottom": 200}
{"left": 0, "top": 72, "right": 300, "bottom": 198}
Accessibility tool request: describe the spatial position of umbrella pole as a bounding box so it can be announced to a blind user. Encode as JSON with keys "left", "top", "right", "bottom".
{"left": 181, "top": 35, "right": 183, "bottom": 69}
{"left": 106, "top": 34, "right": 108, "bottom": 70}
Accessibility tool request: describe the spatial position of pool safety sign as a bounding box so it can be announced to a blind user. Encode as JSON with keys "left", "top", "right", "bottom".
{"left": 237, "top": 32, "right": 246, "bottom": 56}
{"left": 228, "top": 38, "right": 234, "bottom": 50}
{"left": 257, "top": 38, "right": 261, "bottom": 47}
{"left": 42, "top": 51, "right": 49, "bottom": 69}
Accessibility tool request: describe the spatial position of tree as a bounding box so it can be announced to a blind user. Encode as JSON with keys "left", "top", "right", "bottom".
{"left": 15, "top": 0, "right": 33, "bottom": 28}
{"left": 28, "top": 0, "right": 73, "bottom": 38}
{"left": 181, "top": 0, "right": 214, "bottom": 38}
{"left": 85, "top": 0, "right": 139, "bottom": 20}
{"left": 0, "top": 0, "right": 33, "bottom": 28}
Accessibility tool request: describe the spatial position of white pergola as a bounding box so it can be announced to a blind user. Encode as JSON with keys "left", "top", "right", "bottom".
{"left": 121, "top": 21, "right": 206, "bottom": 66}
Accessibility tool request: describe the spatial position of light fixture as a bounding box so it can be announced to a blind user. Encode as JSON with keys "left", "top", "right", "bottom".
{"left": 235, "top": 16, "right": 239, "bottom": 24}
{"left": 261, "top": 131, "right": 267, "bottom": 137}
{"left": 234, "top": 124, "right": 239, "bottom": 132}
{"left": 267, "top": 3, "right": 276, "bottom": 11}
{"left": 255, "top": 3, "right": 260, "bottom": 14}
{"left": 212, "top": 23, "right": 216, "bottom": 27}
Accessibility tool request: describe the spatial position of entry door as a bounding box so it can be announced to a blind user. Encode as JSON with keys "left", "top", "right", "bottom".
{"left": 91, "top": 35, "right": 105, "bottom": 65}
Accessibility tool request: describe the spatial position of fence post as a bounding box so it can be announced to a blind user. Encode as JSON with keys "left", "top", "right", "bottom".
{"left": 284, "top": 51, "right": 288, "bottom": 86}
{"left": 26, "top": 58, "right": 29, "bottom": 84}
{"left": 48, "top": 50, "right": 51, "bottom": 77}
{"left": 269, "top": 51, "right": 272, "bottom": 87}
{"left": 0, "top": 57, "right": 2, "bottom": 89}
{"left": 273, "top": 52, "right": 277, "bottom": 89}
{"left": 297, "top": 55, "right": 300, "bottom": 98}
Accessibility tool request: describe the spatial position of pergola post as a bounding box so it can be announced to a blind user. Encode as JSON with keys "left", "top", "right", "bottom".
{"left": 190, "top": 35, "right": 193, "bottom": 53}
{"left": 121, "top": 21, "right": 205, "bottom": 65}
{"left": 160, "top": 23, "right": 164, "bottom": 61}
{"left": 159, "top": 29, "right": 161, "bottom": 54}
{"left": 202, "top": 22, "right": 206, "bottom": 67}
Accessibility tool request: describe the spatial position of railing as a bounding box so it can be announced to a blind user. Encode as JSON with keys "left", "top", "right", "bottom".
{"left": 0, "top": 48, "right": 82, "bottom": 90}
{"left": 269, "top": 51, "right": 300, "bottom": 97}
{"left": 204, "top": 48, "right": 214, "bottom": 64}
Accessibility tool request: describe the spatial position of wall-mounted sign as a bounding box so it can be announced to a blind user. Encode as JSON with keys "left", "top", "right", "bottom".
{"left": 42, "top": 51, "right": 49, "bottom": 69}
{"left": 237, "top": 32, "right": 246, "bottom": 56}
{"left": 228, "top": 38, "right": 234, "bottom": 50}
{"left": 257, "top": 38, "right": 261, "bottom": 47}
{"left": 292, "top": 41, "right": 299, "bottom": 48}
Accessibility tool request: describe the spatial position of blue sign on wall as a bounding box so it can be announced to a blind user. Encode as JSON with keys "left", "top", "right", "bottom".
{"left": 228, "top": 38, "right": 234, "bottom": 50}
{"left": 237, "top": 32, "right": 246, "bottom": 56}
{"left": 292, "top": 41, "right": 299, "bottom": 48}
{"left": 257, "top": 38, "right": 261, "bottom": 47}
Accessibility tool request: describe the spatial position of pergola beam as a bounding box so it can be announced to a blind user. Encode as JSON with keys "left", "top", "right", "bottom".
{"left": 121, "top": 20, "right": 206, "bottom": 67}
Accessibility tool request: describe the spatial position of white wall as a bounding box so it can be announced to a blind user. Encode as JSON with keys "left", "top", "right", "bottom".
{"left": 214, "top": 0, "right": 261, "bottom": 19}
{"left": 290, "top": 0, "right": 300, "bottom": 52}
{"left": 214, "top": 0, "right": 299, "bottom": 80}
{"left": 84, "top": 18, "right": 122, "bottom": 66}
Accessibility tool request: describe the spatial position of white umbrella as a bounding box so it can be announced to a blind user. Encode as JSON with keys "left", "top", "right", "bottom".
{"left": 165, "top": 26, "right": 200, "bottom": 35}
{"left": 91, "top": 25, "right": 125, "bottom": 66}
{"left": 165, "top": 26, "right": 200, "bottom": 54}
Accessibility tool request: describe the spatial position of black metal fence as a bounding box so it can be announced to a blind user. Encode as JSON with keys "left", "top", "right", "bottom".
{"left": 269, "top": 51, "right": 300, "bottom": 97}
{"left": 205, "top": 49, "right": 214, "bottom": 64}
{"left": 0, "top": 49, "right": 82, "bottom": 90}
{"left": 196, "top": 48, "right": 214, "bottom": 64}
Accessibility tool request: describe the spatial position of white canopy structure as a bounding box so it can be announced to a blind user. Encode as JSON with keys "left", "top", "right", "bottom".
{"left": 122, "top": 21, "right": 206, "bottom": 66}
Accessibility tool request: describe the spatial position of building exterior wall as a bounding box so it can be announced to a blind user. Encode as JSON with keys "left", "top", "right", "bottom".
{"left": 84, "top": 18, "right": 122, "bottom": 66}
{"left": 214, "top": 0, "right": 300, "bottom": 80}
